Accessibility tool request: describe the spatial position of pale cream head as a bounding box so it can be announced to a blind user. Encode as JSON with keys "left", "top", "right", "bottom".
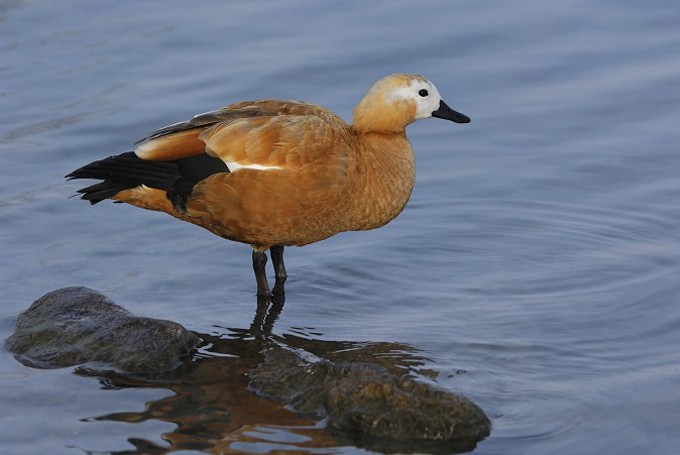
{"left": 352, "top": 74, "right": 469, "bottom": 133}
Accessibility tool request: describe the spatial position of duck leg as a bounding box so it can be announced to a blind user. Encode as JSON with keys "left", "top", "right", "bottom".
{"left": 252, "top": 250, "right": 270, "bottom": 297}
{"left": 270, "top": 245, "right": 287, "bottom": 281}
{"left": 270, "top": 245, "right": 287, "bottom": 302}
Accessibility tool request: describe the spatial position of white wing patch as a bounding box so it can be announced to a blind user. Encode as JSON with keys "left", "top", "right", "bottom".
{"left": 226, "top": 162, "right": 282, "bottom": 172}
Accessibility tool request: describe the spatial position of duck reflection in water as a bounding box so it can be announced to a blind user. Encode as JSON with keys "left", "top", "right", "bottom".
{"left": 77, "top": 294, "right": 489, "bottom": 455}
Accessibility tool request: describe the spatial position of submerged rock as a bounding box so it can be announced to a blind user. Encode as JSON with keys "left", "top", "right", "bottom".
{"left": 249, "top": 344, "right": 491, "bottom": 453}
{"left": 5, "top": 286, "right": 200, "bottom": 375}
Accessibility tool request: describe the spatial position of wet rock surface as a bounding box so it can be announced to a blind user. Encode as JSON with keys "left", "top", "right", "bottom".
{"left": 249, "top": 344, "right": 491, "bottom": 453}
{"left": 5, "top": 286, "right": 200, "bottom": 375}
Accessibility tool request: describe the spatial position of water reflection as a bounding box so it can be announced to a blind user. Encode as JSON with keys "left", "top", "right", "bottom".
{"left": 77, "top": 295, "right": 463, "bottom": 454}
{"left": 251, "top": 276, "right": 287, "bottom": 335}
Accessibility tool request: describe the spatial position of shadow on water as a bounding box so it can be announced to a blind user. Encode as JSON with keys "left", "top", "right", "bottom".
{"left": 54, "top": 284, "right": 488, "bottom": 454}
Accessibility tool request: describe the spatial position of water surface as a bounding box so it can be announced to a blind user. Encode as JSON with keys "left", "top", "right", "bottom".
{"left": 2, "top": 0, "right": 680, "bottom": 453}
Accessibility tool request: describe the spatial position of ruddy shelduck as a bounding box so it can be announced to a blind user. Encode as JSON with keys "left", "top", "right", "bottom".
{"left": 67, "top": 74, "right": 470, "bottom": 297}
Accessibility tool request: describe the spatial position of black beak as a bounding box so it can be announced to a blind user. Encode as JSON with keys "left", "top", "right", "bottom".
{"left": 431, "top": 100, "right": 470, "bottom": 123}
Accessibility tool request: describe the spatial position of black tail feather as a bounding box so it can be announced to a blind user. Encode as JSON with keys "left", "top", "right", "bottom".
{"left": 66, "top": 152, "right": 183, "bottom": 204}
{"left": 67, "top": 151, "right": 229, "bottom": 206}
{"left": 76, "top": 181, "right": 132, "bottom": 204}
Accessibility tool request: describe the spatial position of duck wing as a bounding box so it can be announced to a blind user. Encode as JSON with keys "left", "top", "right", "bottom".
{"left": 134, "top": 100, "right": 344, "bottom": 162}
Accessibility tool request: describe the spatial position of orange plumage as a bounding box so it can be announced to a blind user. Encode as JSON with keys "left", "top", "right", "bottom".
{"left": 67, "top": 74, "right": 470, "bottom": 297}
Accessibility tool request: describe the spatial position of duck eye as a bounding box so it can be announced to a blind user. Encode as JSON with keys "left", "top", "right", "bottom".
{"left": 418, "top": 89, "right": 428, "bottom": 97}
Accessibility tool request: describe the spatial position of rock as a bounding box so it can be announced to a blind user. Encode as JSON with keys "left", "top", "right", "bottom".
{"left": 249, "top": 344, "right": 491, "bottom": 453}
{"left": 5, "top": 286, "right": 200, "bottom": 375}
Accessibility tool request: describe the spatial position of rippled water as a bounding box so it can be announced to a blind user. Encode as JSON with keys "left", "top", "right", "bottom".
{"left": 2, "top": 0, "right": 680, "bottom": 453}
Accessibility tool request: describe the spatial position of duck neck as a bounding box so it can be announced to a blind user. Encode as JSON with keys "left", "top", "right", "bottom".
{"left": 351, "top": 131, "right": 416, "bottom": 230}
{"left": 351, "top": 95, "right": 414, "bottom": 134}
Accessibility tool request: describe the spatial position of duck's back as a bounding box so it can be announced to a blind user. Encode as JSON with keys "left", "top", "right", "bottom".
{"left": 134, "top": 100, "right": 347, "bottom": 160}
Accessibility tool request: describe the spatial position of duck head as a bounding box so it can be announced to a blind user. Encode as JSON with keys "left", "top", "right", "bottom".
{"left": 352, "top": 74, "right": 470, "bottom": 133}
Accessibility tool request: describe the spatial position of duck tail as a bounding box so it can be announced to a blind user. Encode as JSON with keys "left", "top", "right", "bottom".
{"left": 66, "top": 151, "right": 182, "bottom": 204}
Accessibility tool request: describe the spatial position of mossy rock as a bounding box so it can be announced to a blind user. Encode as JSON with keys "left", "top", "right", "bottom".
{"left": 249, "top": 345, "right": 490, "bottom": 453}
{"left": 5, "top": 286, "right": 200, "bottom": 375}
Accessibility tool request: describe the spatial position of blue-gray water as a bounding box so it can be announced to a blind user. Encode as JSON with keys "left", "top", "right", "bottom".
{"left": 2, "top": 0, "right": 680, "bottom": 453}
